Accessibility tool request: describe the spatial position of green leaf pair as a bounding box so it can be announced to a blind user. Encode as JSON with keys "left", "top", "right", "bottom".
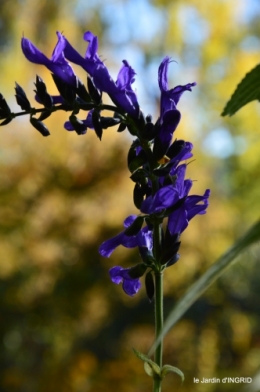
{"left": 132, "top": 348, "right": 184, "bottom": 384}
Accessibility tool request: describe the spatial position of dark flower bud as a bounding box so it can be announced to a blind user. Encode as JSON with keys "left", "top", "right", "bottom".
{"left": 30, "top": 117, "right": 50, "bottom": 136}
{"left": 38, "top": 110, "right": 52, "bottom": 122}
{"left": 166, "top": 253, "right": 180, "bottom": 267}
{"left": 167, "top": 139, "right": 185, "bottom": 159}
{"left": 34, "top": 76, "right": 53, "bottom": 109}
{"left": 76, "top": 79, "right": 91, "bottom": 102}
{"left": 160, "top": 241, "right": 181, "bottom": 265}
{"left": 52, "top": 74, "right": 76, "bottom": 105}
{"left": 91, "top": 109, "right": 103, "bottom": 140}
{"left": 87, "top": 76, "right": 102, "bottom": 103}
{"left": 153, "top": 136, "right": 169, "bottom": 161}
{"left": 128, "top": 263, "right": 147, "bottom": 279}
{"left": 0, "top": 117, "right": 12, "bottom": 126}
{"left": 100, "top": 116, "right": 121, "bottom": 129}
{"left": 0, "top": 93, "right": 11, "bottom": 116}
{"left": 133, "top": 183, "right": 145, "bottom": 209}
{"left": 15, "top": 83, "right": 31, "bottom": 111}
{"left": 117, "top": 122, "right": 127, "bottom": 132}
{"left": 130, "top": 168, "right": 148, "bottom": 185}
{"left": 124, "top": 216, "right": 145, "bottom": 236}
{"left": 141, "top": 121, "right": 156, "bottom": 141}
{"left": 76, "top": 99, "right": 96, "bottom": 111}
{"left": 128, "top": 146, "right": 147, "bottom": 173}
{"left": 138, "top": 247, "right": 155, "bottom": 265}
{"left": 69, "top": 115, "right": 87, "bottom": 135}
{"left": 145, "top": 271, "right": 154, "bottom": 302}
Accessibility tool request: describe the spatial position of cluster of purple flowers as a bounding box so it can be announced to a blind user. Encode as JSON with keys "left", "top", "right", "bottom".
{"left": 21, "top": 31, "right": 210, "bottom": 297}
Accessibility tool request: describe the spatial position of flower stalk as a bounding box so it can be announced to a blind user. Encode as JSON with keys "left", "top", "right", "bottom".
{"left": 154, "top": 271, "right": 164, "bottom": 392}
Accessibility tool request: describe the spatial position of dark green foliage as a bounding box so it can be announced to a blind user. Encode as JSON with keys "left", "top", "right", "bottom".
{"left": 222, "top": 64, "right": 260, "bottom": 116}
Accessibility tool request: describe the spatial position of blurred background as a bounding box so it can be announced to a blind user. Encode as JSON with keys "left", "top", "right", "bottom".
{"left": 0, "top": 0, "right": 260, "bottom": 391}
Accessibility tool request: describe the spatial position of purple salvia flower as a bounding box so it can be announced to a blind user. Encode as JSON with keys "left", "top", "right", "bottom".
{"left": 156, "top": 56, "right": 196, "bottom": 154}
{"left": 158, "top": 56, "right": 196, "bottom": 116}
{"left": 62, "top": 31, "right": 140, "bottom": 117}
{"left": 109, "top": 266, "right": 141, "bottom": 296}
{"left": 99, "top": 215, "right": 153, "bottom": 257}
{"left": 21, "top": 32, "right": 78, "bottom": 87}
{"left": 168, "top": 189, "right": 210, "bottom": 236}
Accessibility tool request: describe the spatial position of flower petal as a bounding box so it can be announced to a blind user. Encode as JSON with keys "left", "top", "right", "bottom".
{"left": 122, "top": 278, "right": 141, "bottom": 296}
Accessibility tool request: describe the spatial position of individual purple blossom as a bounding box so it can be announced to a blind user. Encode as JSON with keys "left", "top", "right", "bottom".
{"left": 62, "top": 31, "right": 140, "bottom": 117}
{"left": 140, "top": 163, "right": 210, "bottom": 234}
{"left": 141, "top": 164, "right": 191, "bottom": 214}
{"left": 99, "top": 215, "right": 153, "bottom": 257}
{"left": 109, "top": 266, "right": 141, "bottom": 296}
{"left": 21, "top": 32, "right": 78, "bottom": 87}
{"left": 167, "top": 189, "right": 210, "bottom": 236}
{"left": 156, "top": 56, "right": 196, "bottom": 153}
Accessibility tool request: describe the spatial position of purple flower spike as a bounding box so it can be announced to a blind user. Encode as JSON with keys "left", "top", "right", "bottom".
{"left": 21, "top": 32, "right": 77, "bottom": 87}
{"left": 109, "top": 266, "right": 141, "bottom": 296}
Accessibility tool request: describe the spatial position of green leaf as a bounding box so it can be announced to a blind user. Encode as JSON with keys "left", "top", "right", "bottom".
{"left": 132, "top": 348, "right": 161, "bottom": 378}
{"left": 148, "top": 219, "right": 260, "bottom": 356}
{"left": 222, "top": 64, "right": 260, "bottom": 116}
{"left": 161, "top": 365, "right": 184, "bottom": 383}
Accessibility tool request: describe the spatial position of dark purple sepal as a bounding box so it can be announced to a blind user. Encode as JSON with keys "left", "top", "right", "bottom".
{"left": 145, "top": 271, "right": 154, "bottom": 302}
{"left": 15, "top": 82, "right": 31, "bottom": 111}
{"left": 51, "top": 73, "right": 76, "bottom": 105}
{"left": 128, "top": 263, "right": 147, "bottom": 279}
{"left": 30, "top": 117, "right": 50, "bottom": 136}
{"left": 0, "top": 93, "right": 11, "bottom": 115}
{"left": 91, "top": 109, "right": 103, "bottom": 140}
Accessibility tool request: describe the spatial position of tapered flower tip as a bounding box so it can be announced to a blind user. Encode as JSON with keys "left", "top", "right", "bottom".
{"left": 83, "top": 31, "right": 98, "bottom": 59}
{"left": 52, "top": 31, "right": 66, "bottom": 61}
{"left": 21, "top": 37, "right": 48, "bottom": 65}
{"left": 116, "top": 60, "right": 136, "bottom": 89}
{"left": 158, "top": 56, "right": 172, "bottom": 92}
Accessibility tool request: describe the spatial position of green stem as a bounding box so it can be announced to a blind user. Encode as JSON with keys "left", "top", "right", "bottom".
{"left": 153, "top": 271, "right": 164, "bottom": 392}
{"left": 152, "top": 219, "right": 163, "bottom": 392}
